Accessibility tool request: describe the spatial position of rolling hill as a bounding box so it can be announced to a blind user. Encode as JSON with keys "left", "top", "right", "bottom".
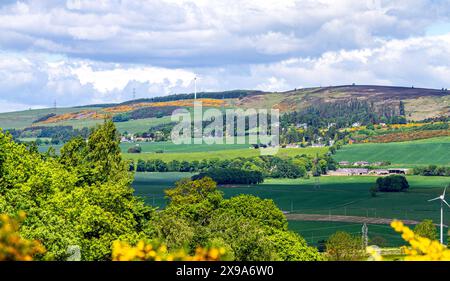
{"left": 0, "top": 85, "right": 448, "bottom": 132}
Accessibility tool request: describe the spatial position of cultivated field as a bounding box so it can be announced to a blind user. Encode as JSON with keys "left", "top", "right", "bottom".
{"left": 333, "top": 137, "right": 450, "bottom": 167}
{"left": 288, "top": 221, "right": 409, "bottom": 247}
{"left": 131, "top": 173, "right": 450, "bottom": 246}
{"left": 124, "top": 146, "right": 328, "bottom": 162}
{"left": 120, "top": 140, "right": 250, "bottom": 154}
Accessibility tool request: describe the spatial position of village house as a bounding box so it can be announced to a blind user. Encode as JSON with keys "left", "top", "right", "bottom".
{"left": 338, "top": 161, "right": 350, "bottom": 166}
{"left": 353, "top": 161, "right": 370, "bottom": 166}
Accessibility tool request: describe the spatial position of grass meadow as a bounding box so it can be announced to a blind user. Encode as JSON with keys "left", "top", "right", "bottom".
{"left": 334, "top": 136, "right": 450, "bottom": 167}
{"left": 132, "top": 173, "right": 450, "bottom": 247}
{"left": 123, "top": 146, "right": 328, "bottom": 162}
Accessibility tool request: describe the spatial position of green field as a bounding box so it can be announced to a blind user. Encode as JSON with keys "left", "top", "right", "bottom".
{"left": 0, "top": 107, "right": 103, "bottom": 129}
{"left": 334, "top": 137, "right": 450, "bottom": 167}
{"left": 115, "top": 117, "right": 172, "bottom": 134}
{"left": 124, "top": 146, "right": 328, "bottom": 162}
{"left": 288, "top": 221, "right": 418, "bottom": 248}
{"left": 120, "top": 140, "right": 251, "bottom": 154}
{"left": 133, "top": 174, "right": 450, "bottom": 218}
{"left": 18, "top": 137, "right": 52, "bottom": 142}
{"left": 132, "top": 173, "right": 450, "bottom": 246}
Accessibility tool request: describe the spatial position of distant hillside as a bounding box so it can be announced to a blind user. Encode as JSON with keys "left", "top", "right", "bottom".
{"left": 0, "top": 85, "right": 448, "bottom": 130}
{"left": 233, "top": 85, "right": 450, "bottom": 120}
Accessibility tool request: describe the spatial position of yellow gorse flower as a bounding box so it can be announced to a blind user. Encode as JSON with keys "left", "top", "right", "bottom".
{"left": 112, "top": 240, "right": 226, "bottom": 261}
{"left": 367, "top": 220, "right": 450, "bottom": 261}
{"left": 0, "top": 212, "right": 45, "bottom": 261}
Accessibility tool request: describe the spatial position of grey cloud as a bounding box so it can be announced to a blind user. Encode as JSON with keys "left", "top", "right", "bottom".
{"left": 0, "top": 0, "right": 448, "bottom": 67}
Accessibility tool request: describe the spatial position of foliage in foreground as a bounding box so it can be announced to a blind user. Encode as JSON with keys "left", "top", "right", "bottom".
{"left": 367, "top": 220, "right": 450, "bottom": 261}
{"left": 159, "top": 177, "right": 323, "bottom": 261}
{"left": 0, "top": 121, "right": 153, "bottom": 260}
{"left": 112, "top": 240, "right": 227, "bottom": 261}
{"left": 0, "top": 121, "right": 321, "bottom": 261}
{"left": 0, "top": 213, "right": 45, "bottom": 261}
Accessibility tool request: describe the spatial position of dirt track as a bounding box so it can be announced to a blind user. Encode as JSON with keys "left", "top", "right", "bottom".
{"left": 285, "top": 213, "right": 421, "bottom": 225}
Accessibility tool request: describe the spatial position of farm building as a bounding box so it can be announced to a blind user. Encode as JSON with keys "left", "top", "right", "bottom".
{"left": 370, "top": 169, "right": 390, "bottom": 175}
{"left": 338, "top": 161, "right": 350, "bottom": 166}
{"left": 329, "top": 168, "right": 409, "bottom": 176}
{"left": 328, "top": 168, "right": 369, "bottom": 176}
{"left": 353, "top": 161, "right": 370, "bottom": 166}
{"left": 388, "top": 168, "right": 409, "bottom": 175}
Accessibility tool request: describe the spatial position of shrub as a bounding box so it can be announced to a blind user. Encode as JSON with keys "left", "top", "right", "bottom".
{"left": 325, "top": 231, "right": 364, "bottom": 261}
{"left": 414, "top": 220, "right": 438, "bottom": 240}
{"left": 192, "top": 168, "right": 264, "bottom": 185}
{"left": 127, "top": 145, "right": 142, "bottom": 153}
{"left": 112, "top": 240, "right": 228, "bottom": 261}
{"left": 375, "top": 175, "right": 409, "bottom": 192}
{"left": 0, "top": 213, "right": 45, "bottom": 261}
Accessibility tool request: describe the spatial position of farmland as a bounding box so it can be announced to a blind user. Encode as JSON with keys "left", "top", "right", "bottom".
{"left": 0, "top": 107, "right": 103, "bottom": 129}
{"left": 132, "top": 173, "right": 450, "bottom": 246}
{"left": 123, "top": 146, "right": 328, "bottom": 162}
{"left": 288, "top": 221, "right": 409, "bottom": 247}
{"left": 333, "top": 137, "right": 450, "bottom": 167}
{"left": 120, "top": 140, "right": 250, "bottom": 154}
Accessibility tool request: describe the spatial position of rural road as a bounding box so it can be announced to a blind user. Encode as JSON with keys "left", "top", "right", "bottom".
{"left": 285, "top": 213, "right": 421, "bottom": 225}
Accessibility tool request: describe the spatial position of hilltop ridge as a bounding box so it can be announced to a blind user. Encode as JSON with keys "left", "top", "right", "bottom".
{"left": 0, "top": 85, "right": 448, "bottom": 130}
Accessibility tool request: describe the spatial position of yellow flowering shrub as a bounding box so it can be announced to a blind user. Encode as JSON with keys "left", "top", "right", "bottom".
{"left": 112, "top": 240, "right": 227, "bottom": 261}
{"left": 0, "top": 212, "right": 46, "bottom": 261}
{"left": 367, "top": 220, "right": 450, "bottom": 261}
{"left": 104, "top": 99, "right": 226, "bottom": 113}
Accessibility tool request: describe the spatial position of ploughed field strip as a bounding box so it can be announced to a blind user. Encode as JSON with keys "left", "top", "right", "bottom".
{"left": 285, "top": 213, "right": 421, "bottom": 225}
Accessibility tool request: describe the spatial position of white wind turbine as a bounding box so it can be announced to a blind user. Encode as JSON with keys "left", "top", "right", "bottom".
{"left": 194, "top": 76, "right": 197, "bottom": 100}
{"left": 428, "top": 186, "right": 450, "bottom": 244}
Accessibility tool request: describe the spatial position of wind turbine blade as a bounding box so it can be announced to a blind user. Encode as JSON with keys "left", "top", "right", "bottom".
{"left": 443, "top": 199, "right": 450, "bottom": 208}
{"left": 428, "top": 197, "right": 441, "bottom": 202}
{"left": 444, "top": 186, "right": 447, "bottom": 197}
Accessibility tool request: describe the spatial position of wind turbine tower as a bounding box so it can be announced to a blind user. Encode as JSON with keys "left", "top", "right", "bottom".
{"left": 194, "top": 77, "right": 197, "bottom": 100}
{"left": 428, "top": 186, "right": 450, "bottom": 244}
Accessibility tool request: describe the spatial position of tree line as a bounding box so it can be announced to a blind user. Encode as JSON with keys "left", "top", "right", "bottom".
{"left": 192, "top": 168, "right": 264, "bottom": 185}
{"left": 7, "top": 126, "right": 90, "bottom": 145}
{"left": 131, "top": 154, "right": 337, "bottom": 179}
{"left": 412, "top": 165, "right": 450, "bottom": 177}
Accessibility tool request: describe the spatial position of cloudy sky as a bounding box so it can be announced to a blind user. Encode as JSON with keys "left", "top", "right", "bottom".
{"left": 1, "top": 0, "right": 450, "bottom": 112}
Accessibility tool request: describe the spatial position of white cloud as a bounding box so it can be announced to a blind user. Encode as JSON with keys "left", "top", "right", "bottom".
{"left": 71, "top": 64, "right": 196, "bottom": 93}
{"left": 0, "top": 1, "right": 449, "bottom": 111}
{"left": 0, "top": 0, "right": 449, "bottom": 66}
{"left": 246, "top": 34, "right": 450, "bottom": 89}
